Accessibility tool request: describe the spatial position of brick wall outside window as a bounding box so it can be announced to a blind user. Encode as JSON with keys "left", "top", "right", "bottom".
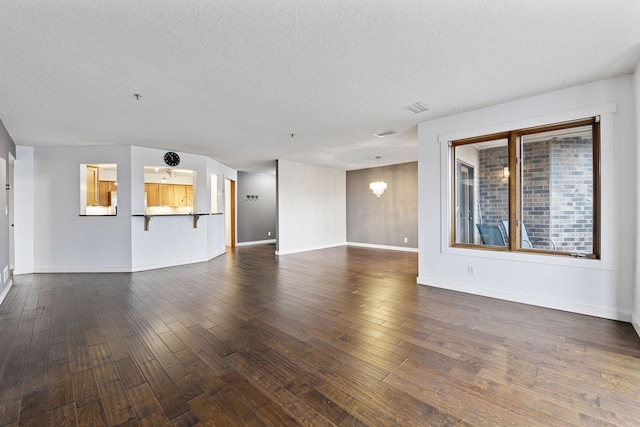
{"left": 477, "top": 137, "right": 592, "bottom": 252}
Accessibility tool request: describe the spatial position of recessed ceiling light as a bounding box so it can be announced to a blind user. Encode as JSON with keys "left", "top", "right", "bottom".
{"left": 374, "top": 129, "right": 397, "bottom": 137}
{"left": 402, "top": 102, "right": 429, "bottom": 114}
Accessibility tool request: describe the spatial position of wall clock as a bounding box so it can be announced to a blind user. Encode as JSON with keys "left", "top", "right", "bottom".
{"left": 164, "top": 152, "right": 180, "bottom": 167}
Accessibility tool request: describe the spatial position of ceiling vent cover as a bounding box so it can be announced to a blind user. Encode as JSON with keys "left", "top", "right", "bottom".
{"left": 374, "top": 129, "right": 398, "bottom": 137}
{"left": 402, "top": 102, "right": 429, "bottom": 114}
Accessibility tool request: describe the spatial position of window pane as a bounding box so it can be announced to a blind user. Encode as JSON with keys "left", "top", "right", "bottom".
{"left": 454, "top": 139, "right": 508, "bottom": 247}
{"left": 521, "top": 125, "right": 593, "bottom": 253}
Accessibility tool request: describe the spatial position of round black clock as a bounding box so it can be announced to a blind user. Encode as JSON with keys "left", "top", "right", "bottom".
{"left": 164, "top": 152, "right": 180, "bottom": 166}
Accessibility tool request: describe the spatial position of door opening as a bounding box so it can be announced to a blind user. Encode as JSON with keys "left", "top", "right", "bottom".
{"left": 225, "top": 178, "right": 236, "bottom": 249}
{"left": 456, "top": 161, "right": 475, "bottom": 244}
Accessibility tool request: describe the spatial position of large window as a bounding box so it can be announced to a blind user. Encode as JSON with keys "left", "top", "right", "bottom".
{"left": 451, "top": 118, "right": 599, "bottom": 258}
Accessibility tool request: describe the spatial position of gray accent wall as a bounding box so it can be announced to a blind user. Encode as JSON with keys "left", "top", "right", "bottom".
{"left": 237, "top": 171, "right": 276, "bottom": 243}
{"left": 347, "top": 161, "right": 417, "bottom": 248}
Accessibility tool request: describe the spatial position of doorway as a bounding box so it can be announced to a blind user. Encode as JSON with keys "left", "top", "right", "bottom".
{"left": 456, "top": 161, "right": 475, "bottom": 244}
{"left": 225, "top": 178, "right": 236, "bottom": 249}
{"left": 8, "top": 153, "right": 14, "bottom": 273}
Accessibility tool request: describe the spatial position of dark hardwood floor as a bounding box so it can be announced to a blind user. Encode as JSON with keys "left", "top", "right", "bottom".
{"left": 1, "top": 245, "right": 639, "bottom": 426}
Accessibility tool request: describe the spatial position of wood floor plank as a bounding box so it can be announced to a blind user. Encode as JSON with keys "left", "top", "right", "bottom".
{"left": 114, "top": 357, "right": 146, "bottom": 390}
{"left": 164, "top": 364, "right": 205, "bottom": 401}
{"left": 173, "top": 349, "right": 228, "bottom": 397}
{"left": 105, "top": 333, "right": 132, "bottom": 362}
{"left": 214, "top": 391, "right": 269, "bottom": 426}
{"left": 76, "top": 400, "right": 108, "bottom": 427}
{"left": 170, "top": 410, "right": 203, "bottom": 427}
{"left": 96, "top": 379, "right": 137, "bottom": 426}
{"left": 4, "top": 245, "right": 640, "bottom": 426}
{"left": 48, "top": 370, "right": 74, "bottom": 409}
{"left": 126, "top": 383, "right": 172, "bottom": 427}
{"left": 188, "top": 393, "right": 234, "bottom": 427}
{"left": 48, "top": 402, "right": 77, "bottom": 427}
{"left": 138, "top": 359, "right": 189, "bottom": 420}
{"left": 0, "top": 384, "right": 24, "bottom": 426}
{"left": 255, "top": 401, "right": 300, "bottom": 427}
{"left": 123, "top": 335, "right": 155, "bottom": 365}
{"left": 125, "top": 311, "right": 179, "bottom": 369}
{"left": 18, "top": 372, "right": 49, "bottom": 427}
{"left": 72, "top": 369, "right": 100, "bottom": 408}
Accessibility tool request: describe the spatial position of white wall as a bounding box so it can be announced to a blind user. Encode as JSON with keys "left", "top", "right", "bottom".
{"left": 12, "top": 144, "right": 234, "bottom": 273}
{"left": 418, "top": 76, "right": 636, "bottom": 321}
{"left": 130, "top": 146, "right": 233, "bottom": 271}
{"left": 207, "top": 157, "right": 236, "bottom": 259}
{"left": 14, "top": 146, "right": 34, "bottom": 275}
{"left": 31, "top": 145, "right": 133, "bottom": 272}
{"left": 276, "top": 159, "right": 346, "bottom": 255}
{"left": 633, "top": 60, "right": 640, "bottom": 336}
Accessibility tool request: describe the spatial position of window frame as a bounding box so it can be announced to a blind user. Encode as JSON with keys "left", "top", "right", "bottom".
{"left": 449, "top": 117, "right": 600, "bottom": 259}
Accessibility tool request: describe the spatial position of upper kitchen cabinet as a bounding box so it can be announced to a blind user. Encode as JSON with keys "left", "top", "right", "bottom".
{"left": 81, "top": 164, "right": 118, "bottom": 215}
{"left": 144, "top": 166, "right": 196, "bottom": 214}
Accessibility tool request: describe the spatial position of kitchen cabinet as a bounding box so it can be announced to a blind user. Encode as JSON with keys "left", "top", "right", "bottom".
{"left": 145, "top": 183, "right": 193, "bottom": 207}
{"left": 98, "top": 181, "right": 117, "bottom": 206}
{"left": 159, "top": 184, "right": 174, "bottom": 206}
{"left": 86, "top": 166, "right": 99, "bottom": 206}
{"left": 173, "top": 185, "right": 193, "bottom": 207}
{"left": 145, "top": 183, "right": 160, "bottom": 206}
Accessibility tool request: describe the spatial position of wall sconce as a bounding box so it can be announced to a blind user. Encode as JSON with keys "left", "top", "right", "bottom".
{"left": 503, "top": 167, "right": 510, "bottom": 178}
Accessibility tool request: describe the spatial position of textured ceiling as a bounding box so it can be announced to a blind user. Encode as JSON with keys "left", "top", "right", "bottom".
{"left": 1, "top": 1, "right": 639, "bottom": 173}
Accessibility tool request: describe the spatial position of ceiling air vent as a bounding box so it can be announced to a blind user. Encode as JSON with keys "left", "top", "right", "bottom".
{"left": 374, "top": 129, "right": 398, "bottom": 137}
{"left": 402, "top": 102, "right": 429, "bottom": 114}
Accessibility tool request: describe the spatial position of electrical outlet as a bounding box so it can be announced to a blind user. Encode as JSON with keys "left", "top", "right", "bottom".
{"left": 403, "top": 237, "right": 408, "bottom": 243}
{"left": 467, "top": 265, "right": 475, "bottom": 275}
{"left": 268, "top": 231, "right": 271, "bottom": 237}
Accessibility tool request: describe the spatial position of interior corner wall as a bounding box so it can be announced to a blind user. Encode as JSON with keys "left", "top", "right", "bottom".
{"left": 418, "top": 75, "right": 636, "bottom": 322}
{"left": 633, "top": 61, "right": 640, "bottom": 337}
{"left": 207, "top": 158, "right": 236, "bottom": 259}
{"left": 346, "top": 162, "right": 417, "bottom": 250}
{"left": 276, "top": 159, "right": 346, "bottom": 255}
{"left": 14, "top": 146, "right": 34, "bottom": 275}
{"left": 0, "top": 119, "right": 16, "bottom": 304}
{"left": 237, "top": 171, "right": 276, "bottom": 244}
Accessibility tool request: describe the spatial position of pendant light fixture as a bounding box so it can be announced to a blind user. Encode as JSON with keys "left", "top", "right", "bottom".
{"left": 369, "top": 156, "right": 387, "bottom": 197}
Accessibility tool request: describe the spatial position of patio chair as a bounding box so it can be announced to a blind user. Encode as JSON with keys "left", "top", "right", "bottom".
{"left": 501, "top": 220, "right": 556, "bottom": 250}
{"left": 476, "top": 224, "right": 507, "bottom": 246}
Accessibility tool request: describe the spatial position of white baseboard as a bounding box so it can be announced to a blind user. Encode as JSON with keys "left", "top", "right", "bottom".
{"left": 131, "top": 255, "right": 213, "bottom": 272}
{"left": 0, "top": 280, "right": 12, "bottom": 306}
{"left": 237, "top": 239, "right": 276, "bottom": 247}
{"left": 34, "top": 265, "right": 134, "bottom": 273}
{"left": 275, "top": 242, "right": 345, "bottom": 256}
{"left": 18, "top": 249, "right": 229, "bottom": 275}
{"left": 347, "top": 242, "right": 418, "bottom": 253}
{"left": 632, "top": 314, "right": 640, "bottom": 339}
{"left": 417, "top": 276, "right": 631, "bottom": 322}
